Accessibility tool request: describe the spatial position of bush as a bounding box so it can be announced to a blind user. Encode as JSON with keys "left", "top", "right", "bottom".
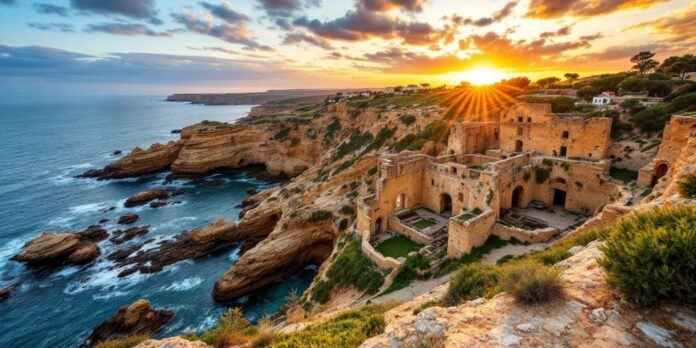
{"left": 444, "top": 264, "right": 500, "bottom": 305}
{"left": 312, "top": 238, "right": 384, "bottom": 303}
{"left": 630, "top": 104, "right": 670, "bottom": 132}
{"left": 500, "top": 260, "right": 563, "bottom": 305}
{"left": 95, "top": 335, "right": 149, "bottom": 348}
{"left": 599, "top": 207, "right": 696, "bottom": 307}
{"left": 201, "top": 308, "right": 256, "bottom": 347}
{"left": 399, "top": 115, "right": 417, "bottom": 125}
{"left": 384, "top": 253, "right": 431, "bottom": 293}
{"left": 535, "top": 166, "right": 551, "bottom": 183}
{"left": 678, "top": 173, "right": 696, "bottom": 198}
{"left": 308, "top": 210, "right": 333, "bottom": 223}
{"left": 273, "top": 126, "right": 291, "bottom": 141}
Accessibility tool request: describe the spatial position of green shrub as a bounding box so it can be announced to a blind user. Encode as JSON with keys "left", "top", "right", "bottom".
{"left": 677, "top": 173, "right": 696, "bottom": 198}
{"left": 340, "top": 205, "right": 355, "bottom": 215}
{"left": 201, "top": 308, "right": 256, "bottom": 347}
{"left": 500, "top": 260, "right": 563, "bottom": 305}
{"left": 630, "top": 104, "right": 670, "bottom": 132}
{"left": 272, "top": 304, "right": 390, "bottom": 347}
{"left": 367, "top": 166, "right": 378, "bottom": 176}
{"left": 599, "top": 207, "right": 696, "bottom": 307}
{"left": 399, "top": 115, "right": 417, "bottom": 125}
{"left": 384, "top": 253, "right": 430, "bottom": 293}
{"left": 312, "top": 238, "right": 384, "bottom": 303}
{"left": 333, "top": 130, "right": 374, "bottom": 160}
{"left": 362, "top": 126, "right": 396, "bottom": 153}
{"left": 324, "top": 117, "right": 341, "bottom": 140}
{"left": 338, "top": 218, "right": 349, "bottom": 231}
{"left": 308, "top": 210, "right": 333, "bottom": 223}
{"left": 535, "top": 166, "right": 551, "bottom": 183}
{"left": 444, "top": 264, "right": 500, "bottom": 305}
{"left": 95, "top": 335, "right": 149, "bottom": 348}
{"left": 273, "top": 126, "right": 291, "bottom": 141}
{"left": 609, "top": 167, "right": 638, "bottom": 183}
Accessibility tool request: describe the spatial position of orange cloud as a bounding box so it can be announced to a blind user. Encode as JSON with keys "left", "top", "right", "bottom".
{"left": 526, "top": 0, "right": 669, "bottom": 18}
{"left": 630, "top": 5, "right": 696, "bottom": 43}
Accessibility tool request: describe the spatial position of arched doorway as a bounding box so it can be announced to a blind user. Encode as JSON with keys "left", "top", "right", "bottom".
{"left": 553, "top": 189, "right": 567, "bottom": 207}
{"left": 515, "top": 140, "right": 523, "bottom": 152}
{"left": 374, "top": 218, "right": 382, "bottom": 234}
{"left": 652, "top": 162, "right": 669, "bottom": 186}
{"left": 511, "top": 186, "right": 524, "bottom": 208}
{"left": 440, "top": 193, "right": 452, "bottom": 215}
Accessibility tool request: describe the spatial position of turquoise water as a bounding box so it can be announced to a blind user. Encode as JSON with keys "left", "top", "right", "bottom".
{"left": 0, "top": 95, "right": 314, "bottom": 347}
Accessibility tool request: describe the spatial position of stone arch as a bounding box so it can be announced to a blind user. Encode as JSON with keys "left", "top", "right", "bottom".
{"left": 512, "top": 185, "right": 524, "bottom": 208}
{"left": 515, "top": 140, "right": 523, "bottom": 152}
{"left": 439, "top": 193, "right": 452, "bottom": 215}
{"left": 652, "top": 162, "right": 669, "bottom": 186}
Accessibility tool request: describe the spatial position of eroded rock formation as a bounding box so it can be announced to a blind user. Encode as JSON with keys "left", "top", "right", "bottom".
{"left": 12, "top": 226, "right": 107, "bottom": 267}
{"left": 125, "top": 189, "right": 170, "bottom": 208}
{"left": 81, "top": 141, "right": 184, "bottom": 179}
{"left": 81, "top": 299, "right": 173, "bottom": 348}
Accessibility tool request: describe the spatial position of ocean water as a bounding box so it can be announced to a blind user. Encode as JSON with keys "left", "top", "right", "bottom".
{"left": 0, "top": 95, "right": 315, "bottom": 347}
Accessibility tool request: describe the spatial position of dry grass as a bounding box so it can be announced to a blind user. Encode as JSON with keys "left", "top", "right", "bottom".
{"left": 500, "top": 260, "right": 564, "bottom": 305}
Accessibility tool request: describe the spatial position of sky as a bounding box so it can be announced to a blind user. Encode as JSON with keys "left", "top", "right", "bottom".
{"left": 0, "top": 0, "right": 694, "bottom": 94}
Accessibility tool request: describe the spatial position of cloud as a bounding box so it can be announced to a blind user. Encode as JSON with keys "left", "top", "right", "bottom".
{"left": 27, "top": 22, "right": 76, "bottom": 33}
{"left": 451, "top": 1, "right": 518, "bottom": 27}
{"left": 292, "top": 7, "right": 450, "bottom": 45}
{"left": 1, "top": 0, "right": 15, "bottom": 5}
{"left": 360, "top": 0, "right": 428, "bottom": 12}
{"left": 85, "top": 23, "right": 174, "bottom": 37}
{"left": 540, "top": 25, "right": 572, "bottom": 38}
{"left": 0, "top": 44, "right": 302, "bottom": 88}
{"left": 282, "top": 32, "right": 333, "bottom": 49}
{"left": 172, "top": 11, "right": 272, "bottom": 51}
{"left": 34, "top": 3, "right": 70, "bottom": 16}
{"left": 630, "top": 5, "right": 696, "bottom": 43}
{"left": 526, "top": 0, "right": 669, "bottom": 18}
{"left": 255, "top": 0, "right": 321, "bottom": 17}
{"left": 200, "top": 1, "right": 249, "bottom": 25}
{"left": 70, "top": 0, "right": 162, "bottom": 24}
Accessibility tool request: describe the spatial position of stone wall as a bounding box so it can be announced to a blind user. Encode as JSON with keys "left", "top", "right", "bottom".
{"left": 360, "top": 233, "right": 401, "bottom": 270}
{"left": 499, "top": 104, "right": 612, "bottom": 160}
{"left": 491, "top": 223, "right": 558, "bottom": 244}
{"left": 447, "top": 209, "right": 496, "bottom": 257}
{"left": 638, "top": 114, "right": 696, "bottom": 187}
{"left": 387, "top": 215, "right": 431, "bottom": 245}
{"left": 447, "top": 122, "right": 500, "bottom": 155}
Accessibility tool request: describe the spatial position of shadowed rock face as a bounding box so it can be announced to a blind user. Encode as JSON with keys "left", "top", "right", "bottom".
{"left": 80, "top": 141, "right": 184, "bottom": 179}
{"left": 81, "top": 299, "right": 173, "bottom": 348}
{"left": 213, "top": 219, "right": 336, "bottom": 302}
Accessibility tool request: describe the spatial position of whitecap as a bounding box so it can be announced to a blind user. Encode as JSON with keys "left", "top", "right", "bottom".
{"left": 69, "top": 201, "right": 114, "bottom": 214}
{"left": 183, "top": 314, "right": 219, "bottom": 333}
{"left": 228, "top": 247, "right": 241, "bottom": 262}
{"left": 0, "top": 238, "right": 26, "bottom": 268}
{"left": 160, "top": 277, "right": 203, "bottom": 292}
{"left": 67, "top": 163, "right": 94, "bottom": 170}
{"left": 92, "top": 290, "right": 131, "bottom": 300}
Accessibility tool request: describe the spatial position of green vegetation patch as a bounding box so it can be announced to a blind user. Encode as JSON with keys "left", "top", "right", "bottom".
{"left": 308, "top": 210, "right": 333, "bottom": 223}
{"left": 383, "top": 252, "right": 431, "bottom": 294}
{"left": 333, "top": 129, "right": 374, "bottom": 161}
{"left": 95, "top": 335, "right": 150, "bottom": 348}
{"left": 376, "top": 235, "right": 422, "bottom": 259}
{"left": 609, "top": 167, "right": 638, "bottom": 183}
{"left": 411, "top": 218, "right": 437, "bottom": 230}
{"left": 599, "top": 207, "right": 696, "bottom": 307}
{"left": 534, "top": 166, "right": 551, "bottom": 184}
{"left": 444, "top": 263, "right": 500, "bottom": 305}
{"left": 391, "top": 120, "right": 450, "bottom": 152}
{"left": 311, "top": 237, "right": 384, "bottom": 303}
{"left": 434, "top": 235, "right": 517, "bottom": 277}
{"left": 273, "top": 125, "right": 291, "bottom": 141}
{"left": 678, "top": 173, "right": 696, "bottom": 199}
{"left": 457, "top": 207, "right": 483, "bottom": 221}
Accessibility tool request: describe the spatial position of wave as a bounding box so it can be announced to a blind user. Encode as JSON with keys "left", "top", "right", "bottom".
{"left": 92, "top": 290, "right": 131, "bottom": 300}
{"left": 160, "top": 277, "right": 203, "bottom": 292}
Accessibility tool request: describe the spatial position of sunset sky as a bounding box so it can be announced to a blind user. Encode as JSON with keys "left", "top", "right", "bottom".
{"left": 0, "top": 0, "right": 694, "bottom": 94}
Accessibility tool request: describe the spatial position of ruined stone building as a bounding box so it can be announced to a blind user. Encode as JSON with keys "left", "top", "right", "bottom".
{"left": 638, "top": 114, "right": 696, "bottom": 187}
{"left": 357, "top": 103, "right": 626, "bottom": 269}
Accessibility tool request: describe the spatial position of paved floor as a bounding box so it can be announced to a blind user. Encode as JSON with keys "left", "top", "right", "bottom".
{"left": 511, "top": 206, "right": 586, "bottom": 231}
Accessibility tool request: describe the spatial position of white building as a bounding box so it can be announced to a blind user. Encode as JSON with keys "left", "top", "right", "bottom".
{"left": 592, "top": 92, "right": 615, "bottom": 106}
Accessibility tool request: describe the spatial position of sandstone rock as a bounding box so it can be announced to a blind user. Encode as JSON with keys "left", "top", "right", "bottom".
{"left": 136, "top": 337, "right": 210, "bottom": 348}
{"left": 245, "top": 187, "right": 257, "bottom": 195}
{"left": 125, "top": 190, "right": 169, "bottom": 208}
{"left": 118, "top": 214, "right": 140, "bottom": 225}
{"left": 68, "top": 243, "right": 100, "bottom": 264}
{"left": 78, "top": 226, "right": 108, "bottom": 242}
{"left": 12, "top": 233, "right": 100, "bottom": 266}
{"left": 111, "top": 226, "right": 150, "bottom": 245}
{"left": 80, "top": 141, "right": 183, "bottom": 180}
{"left": 81, "top": 299, "right": 173, "bottom": 348}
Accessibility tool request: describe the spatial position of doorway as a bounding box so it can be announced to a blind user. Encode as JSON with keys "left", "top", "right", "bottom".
{"left": 512, "top": 186, "right": 524, "bottom": 208}
{"left": 652, "top": 163, "right": 668, "bottom": 186}
{"left": 515, "top": 140, "right": 523, "bottom": 152}
{"left": 440, "top": 193, "right": 452, "bottom": 215}
{"left": 553, "top": 189, "right": 567, "bottom": 207}
{"left": 560, "top": 146, "right": 567, "bottom": 157}
{"left": 374, "top": 218, "right": 382, "bottom": 234}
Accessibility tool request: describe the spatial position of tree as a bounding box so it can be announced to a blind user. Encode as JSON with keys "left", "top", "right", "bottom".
{"left": 577, "top": 86, "right": 599, "bottom": 101}
{"left": 564, "top": 73, "right": 580, "bottom": 87}
{"left": 498, "top": 76, "right": 531, "bottom": 90}
{"left": 659, "top": 54, "right": 696, "bottom": 80}
{"left": 631, "top": 51, "right": 659, "bottom": 77}
{"left": 420, "top": 83, "right": 431, "bottom": 90}
{"left": 536, "top": 77, "right": 560, "bottom": 89}
{"left": 618, "top": 76, "right": 646, "bottom": 93}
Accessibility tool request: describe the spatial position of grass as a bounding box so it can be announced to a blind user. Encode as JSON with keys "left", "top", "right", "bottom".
{"left": 677, "top": 173, "right": 696, "bottom": 198}
{"left": 311, "top": 237, "right": 384, "bottom": 303}
{"left": 95, "top": 335, "right": 149, "bottom": 348}
{"left": 383, "top": 252, "right": 431, "bottom": 294}
{"left": 610, "top": 167, "right": 638, "bottom": 183}
{"left": 433, "top": 235, "right": 516, "bottom": 277}
{"left": 411, "top": 218, "right": 437, "bottom": 230}
{"left": 500, "top": 260, "right": 563, "bottom": 305}
{"left": 376, "top": 235, "right": 422, "bottom": 258}
{"left": 456, "top": 207, "right": 483, "bottom": 221}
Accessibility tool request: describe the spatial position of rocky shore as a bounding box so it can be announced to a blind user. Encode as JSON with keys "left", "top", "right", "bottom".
{"left": 11, "top": 225, "right": 107, "bottom": 267}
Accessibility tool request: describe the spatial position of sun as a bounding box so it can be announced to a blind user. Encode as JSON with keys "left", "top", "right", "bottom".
{"left": 455, "top": 67, "right": 510, "bottom": 86}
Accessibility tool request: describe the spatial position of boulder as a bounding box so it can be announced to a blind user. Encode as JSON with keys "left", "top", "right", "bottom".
{"left": 77, "top": 226, "right": 108, "bottom": 243}
{"left": 125, "top": 190, "right": 169, "bottom": 208}
{"left": 81, "top": 299, "right": 173, "bottom": 348}
{"left": 118, "top": 214, "right": 140, "bottom": 225}
{"left": 149, "top": 200, "right": 167, "bottom": 208}
{"left": 110, "top": 226, "right": 150, "bottom": 245}
{"left": 11, "top": 234, "right": 100, "bottom": 267}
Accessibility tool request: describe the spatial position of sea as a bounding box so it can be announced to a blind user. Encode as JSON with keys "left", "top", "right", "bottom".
{"left": 0, "top": 94, "right": 315, "bottom": 347}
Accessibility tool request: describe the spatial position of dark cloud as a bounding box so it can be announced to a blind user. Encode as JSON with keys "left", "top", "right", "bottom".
{"left": 27, "top": 22, "right": 76, "bottom": 33}
{"left": 540, "top": 25, "right": 571, "bottom": 38}
{"left": 526, "top": 0, "right": 669, "bottom": 18}
{"left": 172, "top": 12, "right": 273, "bottom": 51}
{"left": 200, "top": 1, "right": 249, "bottom": 25}
{"left": 33, "top": 3, "right": 70, "bottom": 16}
{"left": 1, "top": 0, "right": 16, "bottom": 5}
{"left": 85, "top": 23, "right": 174, "bottom": 37}
{"left": 70, "top": 0, "right": 162, "bottom": 24}
{"left": 448, "top": 1, "right": 517, "bottom": 27}
{"left": 630, "top": 5, "right": 696, "bottom": 43}
{"left": 0, "top": 44, "right": 303, "bottom": 90}
{"left": 292, "top": 7, "right": 450, "bottom": 45}
{"left": 360, "top": 0, "right": 428, "bottom": 12}
{"left": 255, "top": 0, "right": 322, "bottom": 17}
{"left": 282, "top": 32, "right": 333, "bottom": 49}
